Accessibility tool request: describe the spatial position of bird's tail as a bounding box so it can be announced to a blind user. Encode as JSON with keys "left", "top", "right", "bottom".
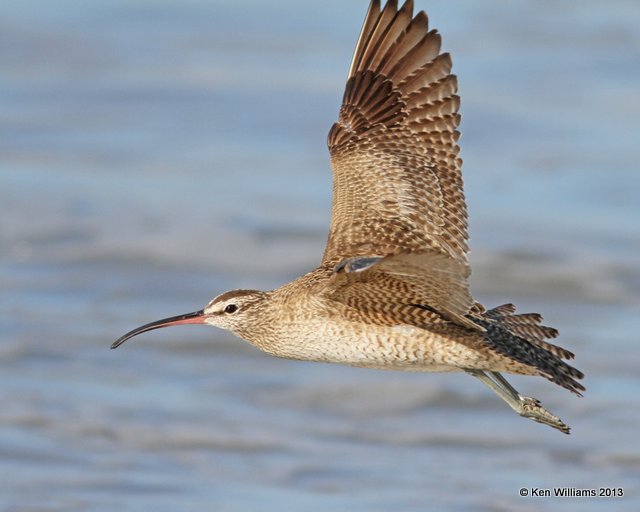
{"left": 474, "top": 303, "right": 585, "bottom": 396}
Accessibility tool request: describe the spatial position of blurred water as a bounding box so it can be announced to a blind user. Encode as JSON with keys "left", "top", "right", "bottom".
{"left": 1, "top": 1, "right": 640, "bottom": 510}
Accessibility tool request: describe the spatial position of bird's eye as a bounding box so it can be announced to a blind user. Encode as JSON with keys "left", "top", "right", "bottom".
{"left": 224, "top": 304, "right": 238, "bottom": 314}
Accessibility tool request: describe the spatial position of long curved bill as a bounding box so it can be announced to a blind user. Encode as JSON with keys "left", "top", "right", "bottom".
{"left": 111, "top": 310, "right": 206, "bottom": 349}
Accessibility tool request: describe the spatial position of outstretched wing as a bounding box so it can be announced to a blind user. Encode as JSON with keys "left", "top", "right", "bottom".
{"left": 322, "top": 0, "right": 467, "bottom": 265}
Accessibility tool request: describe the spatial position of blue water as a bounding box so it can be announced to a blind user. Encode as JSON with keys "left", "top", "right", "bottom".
{"left": 2, "top": 1, "right": 639, "bottom": 510}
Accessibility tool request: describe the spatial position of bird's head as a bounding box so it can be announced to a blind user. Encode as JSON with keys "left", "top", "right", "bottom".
{"left": 111, "top": 289, "right": 270, "bottom": 349}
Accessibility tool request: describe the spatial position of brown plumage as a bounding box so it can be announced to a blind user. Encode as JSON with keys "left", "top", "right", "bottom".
{"left": 113, "top": 0, "right": 584, "bottom": 434}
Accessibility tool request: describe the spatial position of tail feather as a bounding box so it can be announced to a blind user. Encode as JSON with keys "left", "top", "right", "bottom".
{"left": 477, "top": 304, "right": 584, "bottom": 395}
{"left": 483, "top": 304, "right": 572, "bottom": 358}
{"left": 485, "top": 303, "right": 516, "bottom": 316}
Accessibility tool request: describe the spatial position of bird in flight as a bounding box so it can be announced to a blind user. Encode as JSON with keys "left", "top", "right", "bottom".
{"left": 113, "top": 0, "right": 584, "bottom": 433}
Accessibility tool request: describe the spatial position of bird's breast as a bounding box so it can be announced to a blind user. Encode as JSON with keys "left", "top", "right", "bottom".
{"left": 266, "top": 316, "right": 479, "bottom": 373}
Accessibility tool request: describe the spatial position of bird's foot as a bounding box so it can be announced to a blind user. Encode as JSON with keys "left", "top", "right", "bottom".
{"left": 466, "top": 370, "right": 572, "bottom": 434}
{"left": 518, "top": 396, "right": 570, "bottom": 434}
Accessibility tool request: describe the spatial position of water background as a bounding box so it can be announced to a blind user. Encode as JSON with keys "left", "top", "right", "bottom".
{"left": 1, "top": 1, "right": 639, "bottom": 510}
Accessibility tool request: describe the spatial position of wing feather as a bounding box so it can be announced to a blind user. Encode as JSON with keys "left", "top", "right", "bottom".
{"left": 326, "top": 251, "right": 483, "bottom": 332}
{"left": 323, "top": 0, "right": 467, "bottom": 266}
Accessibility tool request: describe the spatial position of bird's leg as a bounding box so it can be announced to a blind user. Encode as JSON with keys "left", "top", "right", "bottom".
{"left": 465, "top": 369, "right": 570, "bottom": 434}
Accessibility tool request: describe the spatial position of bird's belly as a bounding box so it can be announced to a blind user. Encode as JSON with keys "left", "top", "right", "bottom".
{"left": 275, "top": 321, "right": 479, "bottom": 373}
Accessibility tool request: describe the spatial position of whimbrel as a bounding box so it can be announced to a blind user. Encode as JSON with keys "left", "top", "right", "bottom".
{"left": 113, "top": 0, "right": 584, "bottom": 433}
